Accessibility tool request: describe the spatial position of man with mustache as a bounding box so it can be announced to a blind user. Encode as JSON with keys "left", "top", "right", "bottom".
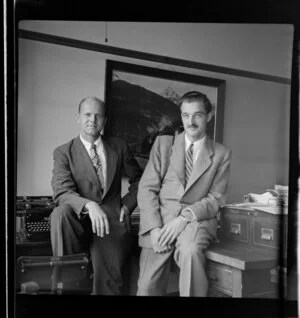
{"left": 50, "top": 97, "right": 141, "bottom": 295}
{"left": 137, "top": 91, "right": 231, "bottom": 296}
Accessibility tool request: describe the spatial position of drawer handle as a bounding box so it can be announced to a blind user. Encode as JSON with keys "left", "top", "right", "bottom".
{"left": 261, "top": 228, "right": 274, "bottom": 241}
{"left": 230, "top": 223, "right": 241, "bottom": 235}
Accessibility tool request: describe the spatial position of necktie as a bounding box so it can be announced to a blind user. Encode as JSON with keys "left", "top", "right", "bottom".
{"left": 185, "top": 143, "right": 194, "bottom": 185}
{"left": 90, "top": 143, "right": 104, "bottom": 189}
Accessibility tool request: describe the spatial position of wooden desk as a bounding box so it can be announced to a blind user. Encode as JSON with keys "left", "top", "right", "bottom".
{"left": 206, "top": 242, "right": 279, "bottom": 298}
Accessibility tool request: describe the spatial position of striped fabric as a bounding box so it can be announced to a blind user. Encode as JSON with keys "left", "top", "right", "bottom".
{"left": 185, "top": 143, "right": 194, "bottom": 185}
{"left": 90, "top": 143, "right": 105, "bottom": 189}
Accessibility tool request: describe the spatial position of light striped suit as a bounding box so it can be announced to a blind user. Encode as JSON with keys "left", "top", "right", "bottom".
{"left": 137, "top": 132, "right": 231, "bottom": 296}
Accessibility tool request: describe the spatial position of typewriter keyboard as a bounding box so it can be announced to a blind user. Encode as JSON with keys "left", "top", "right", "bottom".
{"left": 26, "top": 221, "right": 50, "bottom": 233}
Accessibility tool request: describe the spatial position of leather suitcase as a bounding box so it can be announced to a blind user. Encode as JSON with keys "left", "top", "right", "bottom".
{"left": 16, "top": 253, "right": 91, "bottom": 294}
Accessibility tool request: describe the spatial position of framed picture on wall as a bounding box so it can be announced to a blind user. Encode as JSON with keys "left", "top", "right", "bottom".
{"left": 104, "top": 60, "right": 226, "bottom": 169}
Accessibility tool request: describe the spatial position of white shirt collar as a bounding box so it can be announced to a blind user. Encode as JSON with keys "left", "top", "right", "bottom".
{"left": 184, "top": 134, "right": 206, "bottom": 163}
{"left": 80, "top": 134, "right": 102, "bottom": 149}
{"left": 184, "top": 134, "right": 206, "bottom": 151}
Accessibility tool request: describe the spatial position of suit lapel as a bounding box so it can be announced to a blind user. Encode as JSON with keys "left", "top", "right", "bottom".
{"left": 170, "top": 132, "right": 185, "bottom": 187}
{"left": 101, "top": 137, "right": 118, "bottom": 197}
{"left": 184, "top": 137, "right": 214, "bottom": 193}
{"left": 73, "top": 136, "right": 102, "bottom": 189}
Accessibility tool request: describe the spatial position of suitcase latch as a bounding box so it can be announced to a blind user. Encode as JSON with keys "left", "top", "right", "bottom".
{"left": 230, "top": 223, "right": 241, "bottom": 235}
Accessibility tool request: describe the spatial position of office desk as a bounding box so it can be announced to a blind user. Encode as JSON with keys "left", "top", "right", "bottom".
{"left": 206, "top": 242, "right": 279, "bottom": 298}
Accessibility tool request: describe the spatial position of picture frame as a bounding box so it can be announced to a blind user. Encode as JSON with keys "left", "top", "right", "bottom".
{"left": 104, "top": 60, "right": 226, "bottom": 169}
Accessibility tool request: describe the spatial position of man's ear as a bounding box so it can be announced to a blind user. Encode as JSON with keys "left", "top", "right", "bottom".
{"left": 76, "top": 113, "right": 80, "bottom": 123}
{"left": 100, "top": 117, "right": 107, "bottom": 135}
{"left": 206, "top": 112, "right": 213, "bottom": 123}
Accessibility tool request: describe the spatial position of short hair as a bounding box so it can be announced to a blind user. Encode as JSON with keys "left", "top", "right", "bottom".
{"left": 177, "top": 91, "right": 213, "bottom": 114}
{"left": 78, "top": 97, "right": 105, "bottom": 114}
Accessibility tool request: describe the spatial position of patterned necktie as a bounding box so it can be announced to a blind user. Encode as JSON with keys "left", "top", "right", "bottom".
{"left": 185, "top": 143, "right": 194, "bottom": 185}
{"left": 90, "top": 143, "right": 104, "bottom": 189}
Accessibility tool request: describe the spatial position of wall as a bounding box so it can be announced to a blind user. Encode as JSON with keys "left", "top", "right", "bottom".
{"left": 17, "top": 22, "right": 293, "bottom": 202}
{"left": 19, "top": 21, "right": 293, "bottom": 78}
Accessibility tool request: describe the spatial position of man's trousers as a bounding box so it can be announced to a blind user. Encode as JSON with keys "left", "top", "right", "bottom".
{"left": 50, "top": 205, "right": 132, "bottom": 295}
{"left": 137, "top": 221, "right": 214, "bottom": 297}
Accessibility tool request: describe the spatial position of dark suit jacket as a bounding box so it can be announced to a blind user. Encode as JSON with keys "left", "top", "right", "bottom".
{"left": 51, "top": 135, "right": 141, "bottom": 221}
{"left": 138, "top": 132, "right": 231, "bottom": 248}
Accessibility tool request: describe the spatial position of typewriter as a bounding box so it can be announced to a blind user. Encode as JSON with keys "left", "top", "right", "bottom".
{"left": 17, "top": 196, "right": 55, "bottom": 242}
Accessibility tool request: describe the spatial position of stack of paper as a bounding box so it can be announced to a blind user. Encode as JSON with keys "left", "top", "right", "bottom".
{"left": 225, "top": 202, "right": 288, "bottom": 215}
{"left": 231, "top": 185, "right": 289, "bottom": 215}
{"left": 248, "top": 192, "right": 276, "bottom": 205}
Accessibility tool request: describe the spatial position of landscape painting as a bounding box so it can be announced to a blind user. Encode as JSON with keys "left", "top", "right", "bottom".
{"left": 104, "top": 60, "right": 226, "bottom": 169}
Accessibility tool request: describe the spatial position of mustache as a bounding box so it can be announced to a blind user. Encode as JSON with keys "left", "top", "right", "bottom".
{"left": 187, "top": 124, "right": 198, "bottom": 128}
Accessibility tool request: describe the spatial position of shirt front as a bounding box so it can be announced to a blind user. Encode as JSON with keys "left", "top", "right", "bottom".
{"left": 80, "top": 134, "right": 107, "bottom": 191}
{"left": 184, "top": 133, "right": 206, "bottom": 164}
{"left": 182, "top": 134, "right": 206, "bottom": 221}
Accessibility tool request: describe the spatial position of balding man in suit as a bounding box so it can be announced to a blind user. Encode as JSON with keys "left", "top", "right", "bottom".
{"left": 50, "top": 97, "right": 141, "bottom": 295}
{"left": 137, "top": 91, "right": 231, "bottom": 297}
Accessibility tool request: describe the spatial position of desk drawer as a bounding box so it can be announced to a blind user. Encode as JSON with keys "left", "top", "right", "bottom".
{"left": 207, "top": 261, "right": 233, "bottom": 292}
{"left": 220, "top": 211, "right": 250, "bottom": 245}
{"left": 252, "top": 217, "right": 285, "bottom": 250}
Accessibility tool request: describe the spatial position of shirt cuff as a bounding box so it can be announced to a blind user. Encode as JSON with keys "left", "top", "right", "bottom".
{"left": 80, "top": 201, "right": 92, "bottom": 218}
{"left": 122, "top": 205, "right": 129, "bottom": 214}
{"left": 180, "top": 208, "right": 197, "bottom": 221}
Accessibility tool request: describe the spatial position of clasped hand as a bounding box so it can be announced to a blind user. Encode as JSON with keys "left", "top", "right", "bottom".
{"left": 85, "top": 201, "right": 128, "bottom": 237}
{"left": 151, "top": 217, "right": 187, "bottom": 253}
